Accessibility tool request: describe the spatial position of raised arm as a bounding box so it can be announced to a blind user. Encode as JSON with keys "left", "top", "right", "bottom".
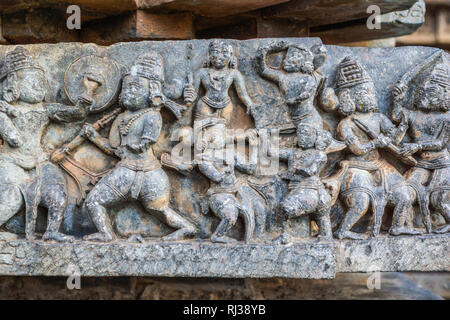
{"left": 256, "top": 41, "right": 287, "bottom": 84}
{"left": 183, "top": 69, "right": 203, "bottom": 105}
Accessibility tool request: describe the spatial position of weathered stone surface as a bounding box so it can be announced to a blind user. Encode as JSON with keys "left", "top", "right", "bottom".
{"left": 81, "top": 11, "right": 193, "bottom": 44}
{"left": 2, "top": 8, "right": 79, "bottom": 43}
{"left": 263, "top": 0, "right": 419, "bottom": 27}
{"left": 337, "top": 234, "right": 450, "bottom": 273}
{"left": 0, "top": 39, "right": 447, "bottom": 279}
{"left": 142, "top": 0, "right": 290, "bottom": 18}
{"left": 398, "top": 1, "right": 450, "bottom": 48}
{"left": 0, "top": 0, "right": 139, "bottom": 22}
{"left": 0, "top": 272, "right": 446, "bottom": 299}
{"left": 0, "top": 240, "right": 336, "bottom": 278}
{"left": 196, "top": 16, "right": 309, "bottom": 40}
{"left": 312, "top": 0, "right": 425, "bottom": 44}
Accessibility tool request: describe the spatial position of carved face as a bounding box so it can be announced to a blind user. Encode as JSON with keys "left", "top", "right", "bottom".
{"left": 209, "top": 43, "right": 233, "bottom": 70}
{"left": 16, "top": 69, "right": 46, "bottom": 103}
{"left": 352, "top": 84, "right": 378, "bottom": 113}
{"left": 120, "top": 75, "right": 149, "bottom": 111}
{"left": 283, "top": 46, "right": 314, "bottom": 74}
{"left": 414, "top": 81, "right": 448, "bottom": 112}
{"left": 297, "top": 125, "right": 317, "bottom": 149}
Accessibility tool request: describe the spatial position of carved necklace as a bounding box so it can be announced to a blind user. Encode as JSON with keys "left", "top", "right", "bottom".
{"left": 119, "top": 109, "right": 152, "bottom": 136}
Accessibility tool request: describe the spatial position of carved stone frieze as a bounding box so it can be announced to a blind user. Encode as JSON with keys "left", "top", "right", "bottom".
{"left": 0, "top": 39, "right": 447, "bottom": 278}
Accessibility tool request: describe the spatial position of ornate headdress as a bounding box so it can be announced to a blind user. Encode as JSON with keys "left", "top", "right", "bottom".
{"left": 335, "top": 56, "right": 373, "bottom": 90}
{"left": 126, "top": 51, "right": 164, "bottom": 83}
{"left": 0, "top": 46, "right": 43, "bottom": 80}
{"left": 429, "top": 61, "right": 449, "bottom": 89}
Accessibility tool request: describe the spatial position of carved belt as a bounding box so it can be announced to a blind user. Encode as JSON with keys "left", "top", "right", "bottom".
{"left": 201, "top": 96, "right": 231, "bottom": 109}
{"left": 117, "top": 159, "right": 161, "bottom": 172}
{"left": 415, "top": 156, "right": 450, "bottom": 170}
{"left": 288, "top": 179, "right": 323, "bottom": 191}
{"left": 117, "top": 159, "right": 161, "bottom": 200}
{"left": 207, "top": 181, "right": 240, "bottom": 196}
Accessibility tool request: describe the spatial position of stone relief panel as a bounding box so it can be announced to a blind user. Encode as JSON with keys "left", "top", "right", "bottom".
{"left": 0, "top": 39, "right": 447, "bottom": 277}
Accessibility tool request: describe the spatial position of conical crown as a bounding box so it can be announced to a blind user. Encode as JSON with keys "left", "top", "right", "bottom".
{"left": 0, "top": 46, "right": 43, "bottom": 80}
{"left": 335, "top": 56, "right": 372, "bottom": 90}
{"left": 127, "top": 51, "right": 164, "bottom": 83}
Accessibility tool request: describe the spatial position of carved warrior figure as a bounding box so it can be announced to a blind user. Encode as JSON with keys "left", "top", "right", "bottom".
{"left": 80, "top": 52, "right": 195, "bottom": 242}
{"left": 0, "top": 46, "right": 88, "bottom": 242}
{"left": 183, "top": 40, "right": 257, "bottom": 125}
{"left": 329, "top": 57, "right": 421, "bottom": 240}
{"left": 393, "top": 52, "right": 450, "bottom": 234}
{"left": 270, "top": 125, "right": 345, "bottom": 244}
{"left": 195, "top": 122, "right": 267, "bottom": 243}
{"left": 256, "top": 40, "right": 336, "bottom": 131}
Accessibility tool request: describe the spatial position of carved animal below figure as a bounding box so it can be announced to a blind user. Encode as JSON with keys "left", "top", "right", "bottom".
{"left": 329, "top": 57, "right": 419, "bottom": 240}
{"left": 393, "top": 53, "right": 450, "bottom": 234}
{"left": 0, "top": 47, "right": 89, "bottom": 242}
{"left": 80, "top": 52, "right": 196, "bottom": 242}
{"left": 268, "top": 125, "right": 346, "bottom": 244}
{"left": 193, "top": 122, "right": 268, "bottom": 243}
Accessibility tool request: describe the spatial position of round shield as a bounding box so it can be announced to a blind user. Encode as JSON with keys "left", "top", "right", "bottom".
{"left": 64, "top": 55, "right": 121, "bottom": 113}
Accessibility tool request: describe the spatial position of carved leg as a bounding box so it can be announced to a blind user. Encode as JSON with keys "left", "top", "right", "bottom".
{"left": 253, "top": 199, "right": 267, "bottom": 241}
{"left": 0, "top": 184, "right": 23, "bottom": 240}
{"left": 273, "top": 195, "right": 301, "bottom": 245}
{"left": 210, "top": 206, "right": 239, "bottom": 244}
{"left": 83, "top": 182, "right": 120, "bottom": 242}
{"left": 334, "top": 192, "right": 371, "bottom": 240}
{"left": 390, "top": 187, "right": 422, "bottom": 236}
{"left": 315, "top": 207, "right": 332, "bottom": 241}
{"left": 432, "top": 190, "right": 450, "bottom": 234}
{"left": 141, "top": 195, "right": 196, "bottom": 241}
{"left": 40, "top": 163, "right": 74, "bottom": 242}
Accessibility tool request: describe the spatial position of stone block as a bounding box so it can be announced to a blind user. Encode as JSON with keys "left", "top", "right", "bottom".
{"left": 81, "top": 10, "right": 193, "bottom": 44}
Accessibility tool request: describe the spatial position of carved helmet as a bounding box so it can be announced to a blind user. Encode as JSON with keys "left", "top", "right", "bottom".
{"left": 0, "top": 46, "right": 44, "bottom": 80}
{"left": 127, "top": 51, "right": 164, "bottom": 83}
{"left": 334, "top": 56, "right": 373, "bottom": 90}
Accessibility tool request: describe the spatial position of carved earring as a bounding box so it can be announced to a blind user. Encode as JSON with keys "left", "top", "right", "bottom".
{"left": 3, "top": 73, "right": 19, "bottom": 103}
{"left": 338, "top": 89, "right": 356, "bottom": 116}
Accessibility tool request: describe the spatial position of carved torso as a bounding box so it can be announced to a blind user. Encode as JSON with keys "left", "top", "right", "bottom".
{"left": 111, "top": 109, "right": 161, "bottom": 162}
{"left": 408, "top": 109, "right": 449, "bottom": 160}
{"left": 0, "top": 102, "right": 49, "bottom": 162}
{"left": 200, "top": 68, "right": 236, "bottom": 103}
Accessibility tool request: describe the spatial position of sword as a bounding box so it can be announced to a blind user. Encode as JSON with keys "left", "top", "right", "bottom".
{"left": 353, "top": 118, "right": 417, "bottom": 166}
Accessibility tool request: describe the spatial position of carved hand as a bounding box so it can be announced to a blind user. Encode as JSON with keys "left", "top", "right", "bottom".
{"left": 183, "top": 84, "right": 196, "bottom": 104}
{"left": 126, "top": 143, "right": 142, "bottom": 153}
{"left": 80, "top": 123, "right": 97, "bottom": 139}
{"left": 5, "top": 134, "right": 23, "bottom": 148}
{"left": 392, "top": 83, "right": 408, "bottom": 101}
{"left": 399, "top": 143, "right": 421, "bottom": 156}
{"left": 374, "top": 134, "right": 392, "bottom": 148}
